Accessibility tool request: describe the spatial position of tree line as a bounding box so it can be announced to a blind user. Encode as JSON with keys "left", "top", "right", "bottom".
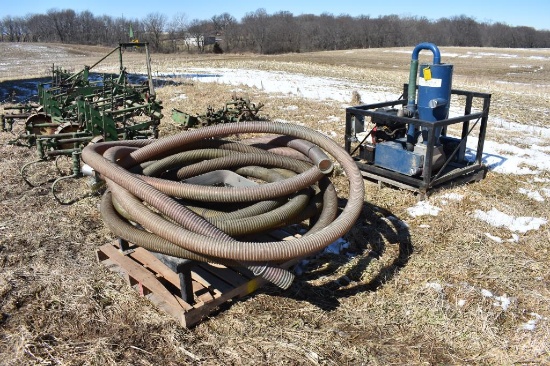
{"left": 1, "top": 8, "right": 549, "bottom": 53}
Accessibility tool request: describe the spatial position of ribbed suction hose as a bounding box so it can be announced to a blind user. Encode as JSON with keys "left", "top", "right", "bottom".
{"left": 82, "top": 122, "right": 365, "bottom": 289}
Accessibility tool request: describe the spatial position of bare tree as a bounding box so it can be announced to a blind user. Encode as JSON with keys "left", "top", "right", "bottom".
{"left": 2, "top": 15, "right": 30, "bottom": 42}
{"left": 46, "top": 9, "right": 77, "bottom": 43}
{"left": 257, "top": 11, "right": 300, "bottom": 54}
{"left": 335, "top": 15, "right": 359, "bottom": 50}
{"left": 142, "top": 12, "right": 167, "bottom": 51}
{"left": 400, "top": 16, "right": 434, "bottom": 46}
{"left": 317, "top": 13, "right": 338, "bottom": 50}
{"left": 447, "top": 15, "right": 482, "bottom": 47}
{"left": 187, "top": 19, "right": 212, "bottom": 53}
{"left": 211, "top": 13, "right": 237, "bottom": 52}
{"left": 167, "top": 13, "right": 188, "bottom": 52}
{"left": 296, "top": 14, "right": 320, "bottom": 51}
{"left": 531, "top": 28, "right": 550, "bottom": 48}
{"left": 2, "top": 16, "right": 17, "bottom": 42}
{"left": 211, "top": 13, "right": 235, "bottom": 34}
{"left": 74, "top": 10, "right": 96, "bottom": 44}
{"left": 356, "top": 15, "right": 373, "bottom": 49}
{"left": 25, "top": 14, "right": 50, "bottom": 42}
{"left": 241, "top": 9, "right": 269, "bottom": 53}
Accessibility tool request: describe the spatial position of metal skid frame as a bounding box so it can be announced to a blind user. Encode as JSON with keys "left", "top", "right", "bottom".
{"left": 345, "top": 84, "right": 491, "bottom": 198}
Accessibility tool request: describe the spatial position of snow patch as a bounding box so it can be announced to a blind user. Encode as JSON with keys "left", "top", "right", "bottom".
{"left": 484, "top": 232, "right": 520, "bottom": 243}
{"left": 481, "top": 289, "right": 493, "bottom": 297}
{"left": 425, "top": 282, "right": 444, "bottom": 292}
{"left": 520, "top": 313, "right": 543, "bottom": 331}
{"left": 170, "top": 67, "right": 398, "bottom": 104}
{"left": 438, "top": 193, "right": 464, "bottom": 205}
{"left": 485, "top": 233, "right": 503, "bottom": 243}
{"left": 518, "top": 188, "right": 545, "bottom": 202}
{"left": 281, "top": 105, "right": 299, "bottom": 111}
{"left": 493, "top": 294, "right": 512, "bottom": 311}
{"left": 323, "top": 237, "right": 350, "bottom": 255}
{"left": 170, "top": 93, "right": 187, "bottom": 101}
{"left": 407, "top": 201, "right": 442, "bottom": 217}
{"left": 474, "top": 208, "right": 547, "bottom": 233}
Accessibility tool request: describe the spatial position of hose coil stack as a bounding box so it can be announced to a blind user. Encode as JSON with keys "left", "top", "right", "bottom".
{"left": 82, "top": 121, "right": 365, "bottom": 289}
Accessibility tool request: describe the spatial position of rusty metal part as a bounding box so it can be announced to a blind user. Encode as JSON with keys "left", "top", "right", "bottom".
{"left": 25, "top": 113, "right": 57, "bottom": 136}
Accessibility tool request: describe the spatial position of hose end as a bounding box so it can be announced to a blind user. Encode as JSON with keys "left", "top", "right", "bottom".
{"left": 247, "top": 263, "right": 295, "bottom": 290}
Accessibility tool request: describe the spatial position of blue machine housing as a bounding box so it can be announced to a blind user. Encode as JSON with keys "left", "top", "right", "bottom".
{"left": 417, "top": 62, "right": 453, "bottom": 144}
{"left": 373, "top": 43, "right": 453, "bottom": 175}
{"left": 417, "top": 63, "right": 453, "bottom": 123}
{"left": 374, "top": 139, "right": 423, "bottom": 176}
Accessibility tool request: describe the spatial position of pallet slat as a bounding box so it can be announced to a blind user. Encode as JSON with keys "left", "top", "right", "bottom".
{"left": 96, "top": 227, "right": 302, "bottom": 328}
{"left": 97, "top": 244, "right": 189, "bottom": 315}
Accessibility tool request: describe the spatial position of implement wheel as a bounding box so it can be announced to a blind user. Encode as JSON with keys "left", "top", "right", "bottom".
{"left": 25, "top": 113, "right": 56, "bottom": 135}
{"left": 55, "top": 122, "right": 81, "bottom": 149}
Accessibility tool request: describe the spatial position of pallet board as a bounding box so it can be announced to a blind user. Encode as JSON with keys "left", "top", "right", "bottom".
{"left": 96, "top": 227, "right": 302, "bottom": 328}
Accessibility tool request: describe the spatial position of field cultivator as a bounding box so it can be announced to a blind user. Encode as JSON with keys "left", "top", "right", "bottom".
{"left": 3, "top": 42, "right": 163, "bottom": 204}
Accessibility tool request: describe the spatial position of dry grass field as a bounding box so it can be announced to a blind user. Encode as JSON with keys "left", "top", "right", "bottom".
{"left": 0, "top": 43, "right": 549, "bottom": 365}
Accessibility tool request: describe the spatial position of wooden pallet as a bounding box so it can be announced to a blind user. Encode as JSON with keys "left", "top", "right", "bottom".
{"left": 96, "top": 227, "right": 302, "bottom": 328}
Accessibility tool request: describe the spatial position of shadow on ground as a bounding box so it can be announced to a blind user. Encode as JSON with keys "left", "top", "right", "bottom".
{"left": 260, "top": 199, "right": 413, "bottom": 311}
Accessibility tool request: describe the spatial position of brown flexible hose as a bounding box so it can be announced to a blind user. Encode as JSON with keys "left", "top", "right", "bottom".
{"left": 83, "top": 121, "right": 365, "bottom": 288}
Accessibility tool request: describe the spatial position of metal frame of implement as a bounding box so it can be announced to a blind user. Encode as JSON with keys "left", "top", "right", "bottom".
{"left": 8, "top": 42, "right": 163, "bottom": 204}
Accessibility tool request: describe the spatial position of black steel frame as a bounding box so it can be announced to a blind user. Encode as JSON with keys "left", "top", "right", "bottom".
{"left": 345, "top": 84, "right": 491, "bottom": 197}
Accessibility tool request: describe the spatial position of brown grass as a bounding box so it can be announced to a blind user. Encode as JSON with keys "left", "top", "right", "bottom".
{"left": 0, "top": 43, "right": 549, "bottom": 365}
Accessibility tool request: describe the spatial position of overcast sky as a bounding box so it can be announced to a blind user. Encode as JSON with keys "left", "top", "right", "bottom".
{"left": 3, "top": 0, "right": 549, "bottom": 31}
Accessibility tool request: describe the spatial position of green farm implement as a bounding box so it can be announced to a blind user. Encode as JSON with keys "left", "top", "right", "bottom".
{"left": 7, "top": 42, "right": 163, "bottom": 203}
{"left": 172, "top": 94, "right": 264, "bottom": 129}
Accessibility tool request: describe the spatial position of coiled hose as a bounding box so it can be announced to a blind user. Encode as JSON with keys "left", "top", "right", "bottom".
{"left": 82, "top": 121, "right": 365, "bottom": 289}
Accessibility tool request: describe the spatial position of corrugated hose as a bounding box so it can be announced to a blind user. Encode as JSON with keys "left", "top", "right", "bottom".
{"left": 82, "top": 121, "right": 365, "bottom": 289}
